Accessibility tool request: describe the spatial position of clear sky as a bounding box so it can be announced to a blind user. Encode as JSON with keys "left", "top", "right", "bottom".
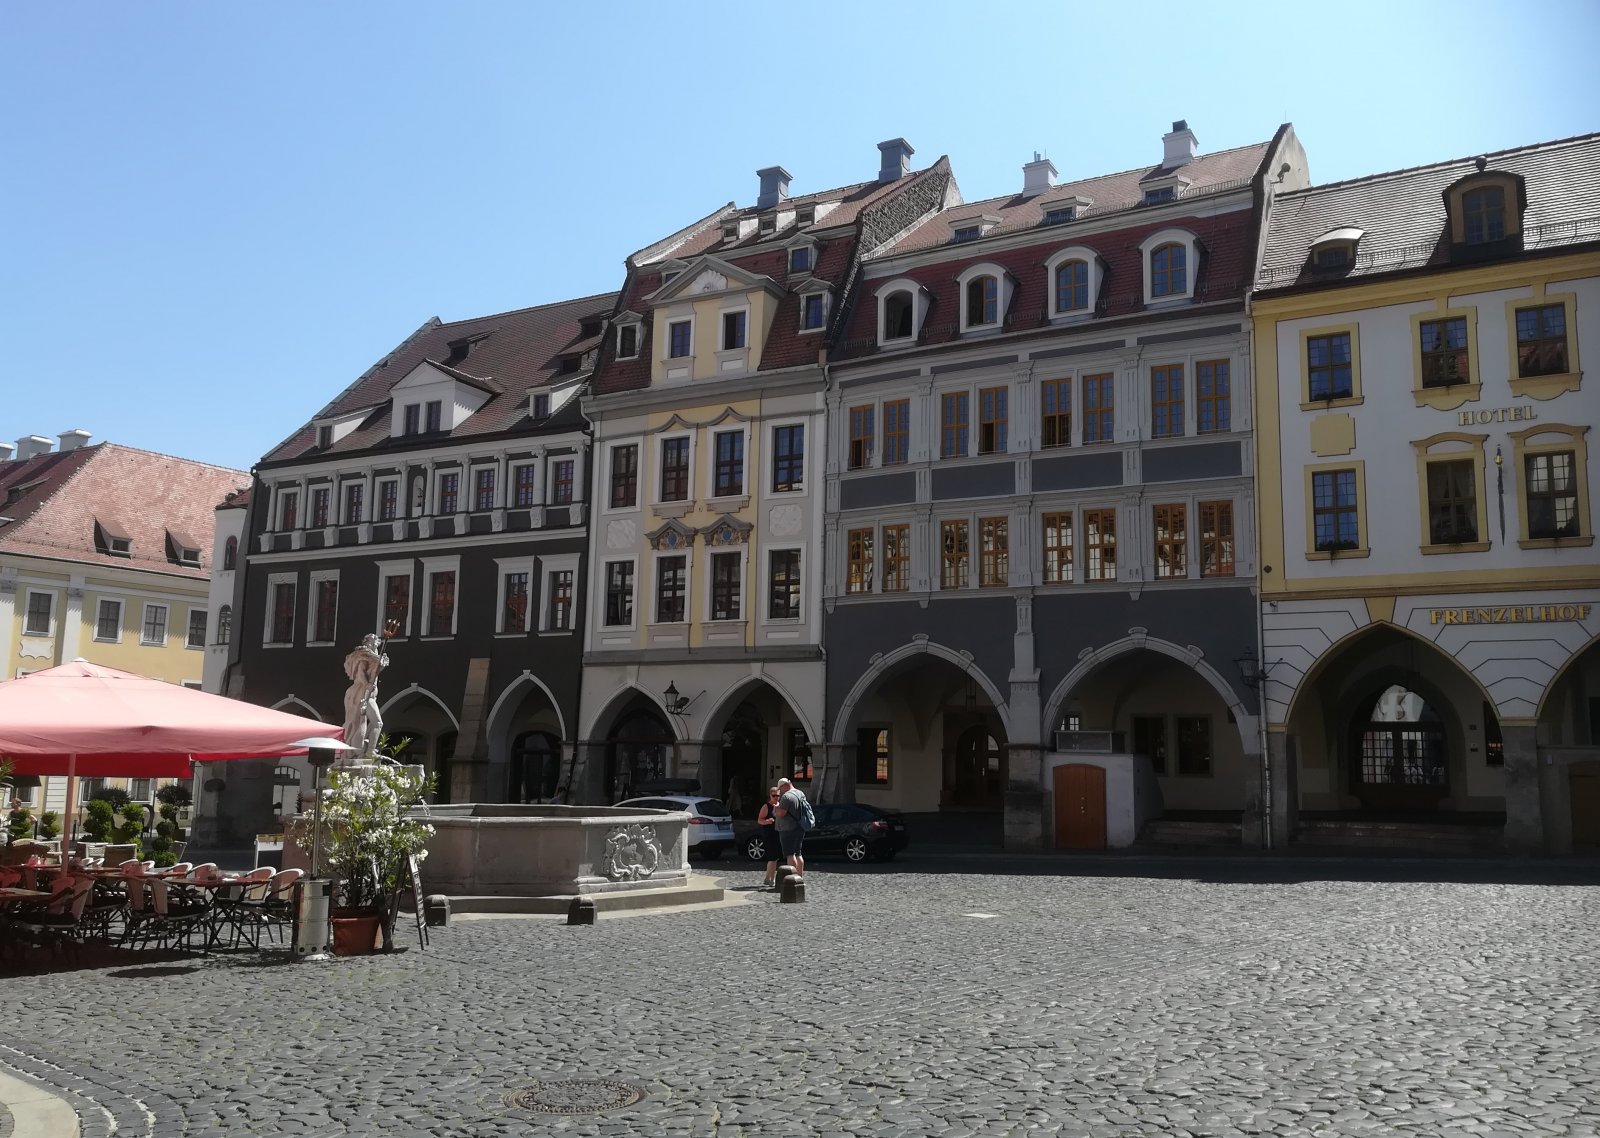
{"left": 4, "top": 1, "right": 1597, "bottom": 473}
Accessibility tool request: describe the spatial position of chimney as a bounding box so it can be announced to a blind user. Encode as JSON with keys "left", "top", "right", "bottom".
{"left": 1162, "top": 119, "right": 1198, "bottom": 169}
{"left": 1022, "top": 152, "right": 1057, "bottom": 197}
{"left": 756, "top": 165, "right": 792, "bottom": 209}
{"left": 14, "top": 435, "right": 53, "bottom": 460}
{"left": 58, "top": 429, "right": 91, "bottom": 452}
{"left": 877, "top": 138, "right": 915, "bottom": 183}
{"left": 0, "top": 442, "right": 14, "bottom": 462}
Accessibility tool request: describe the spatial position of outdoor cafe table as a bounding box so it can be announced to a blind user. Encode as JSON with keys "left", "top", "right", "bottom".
{"left": 0, "top": 887, "right": 52, "bottom": 905}
{"left": 162, "top": 877, "right": 258, "bottom": 952}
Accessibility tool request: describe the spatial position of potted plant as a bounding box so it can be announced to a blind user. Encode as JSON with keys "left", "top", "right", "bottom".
{"left": 293, "top": 763, "right": 433, "bottom": 956}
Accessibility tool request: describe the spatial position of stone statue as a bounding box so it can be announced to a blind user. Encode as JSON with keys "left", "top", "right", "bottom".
{"left": 341, "top": 633, "right": 389, "bottom": 759}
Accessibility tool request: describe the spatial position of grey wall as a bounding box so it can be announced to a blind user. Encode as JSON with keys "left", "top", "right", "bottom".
{"left": 1144, "top": 441, "right": 1242, "bottom": 483}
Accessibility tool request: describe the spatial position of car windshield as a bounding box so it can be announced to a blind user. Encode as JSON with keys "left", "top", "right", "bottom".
{"left": 694, "top": 800, "right": 729, "bottom": 817}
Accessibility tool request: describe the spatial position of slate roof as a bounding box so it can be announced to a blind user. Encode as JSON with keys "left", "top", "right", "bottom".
{"left": 261, "top": 291, "right": 619, "bottom": 465}
{"left": 0, "top": 443, "right": 249, "bottom": 577}
{"left": 1257, "top": 132, "right": 1600, "bottom": 292}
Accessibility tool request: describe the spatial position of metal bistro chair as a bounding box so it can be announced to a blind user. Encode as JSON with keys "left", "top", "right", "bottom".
{"left": 137, "top": 878, "right": 212, "bottom": 953}
{"left": 240, "top": 867, "right": 302, "bottom": 947}
{"left": 8, "top": 873, "right": 95, "bottom": 962}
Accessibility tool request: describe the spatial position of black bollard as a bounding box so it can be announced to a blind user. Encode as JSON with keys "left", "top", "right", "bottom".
{"left": 567, "top": 896, "right": 597, "bottom": 925}
{"left": 779, "top": 875, "right": 806, "bottom": 904}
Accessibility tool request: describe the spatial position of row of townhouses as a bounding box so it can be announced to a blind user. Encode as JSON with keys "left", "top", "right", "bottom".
{"left": 194, "top": 122, "right": 1598, "bottom": 855}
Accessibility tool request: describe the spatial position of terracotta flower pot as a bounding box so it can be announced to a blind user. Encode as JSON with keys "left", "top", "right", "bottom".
{"left": 330, "top": 911, "right": 382, "bottom": 956}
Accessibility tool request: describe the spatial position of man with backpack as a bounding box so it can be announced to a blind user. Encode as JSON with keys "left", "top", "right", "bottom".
{"left": 772, "top": 776, "right": 812, "bottom": 880}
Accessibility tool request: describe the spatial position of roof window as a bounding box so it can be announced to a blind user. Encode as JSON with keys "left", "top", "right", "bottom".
{"left": 1043, "top": 207, "right": 1076, "bottom": 226}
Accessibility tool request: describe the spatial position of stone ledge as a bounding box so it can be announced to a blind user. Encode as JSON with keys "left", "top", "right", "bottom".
{"left": 447, "top": 874, "right": 724, "bottom": 915}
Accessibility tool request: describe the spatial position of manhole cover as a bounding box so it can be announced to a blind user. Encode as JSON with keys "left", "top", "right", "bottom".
{"left": 503, "top": 1079, "right": 646, "bottom": 1115}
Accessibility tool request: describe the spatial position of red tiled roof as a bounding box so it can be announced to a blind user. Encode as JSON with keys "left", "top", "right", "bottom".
{"left": 261, "top": 291, "right": 619, "bottom": 465}
{"left": 216, "top": 486, "right": 252, "bottom": 511}
{"left": 0, "top": 443, "right": 249, "bottom": 577}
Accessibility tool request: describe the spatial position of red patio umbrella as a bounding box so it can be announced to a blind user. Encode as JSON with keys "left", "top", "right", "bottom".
{"left": 0, "top": 660, "right": 343, "bottom": 859}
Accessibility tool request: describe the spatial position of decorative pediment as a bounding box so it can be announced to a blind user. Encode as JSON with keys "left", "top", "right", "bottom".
{"left": 613, "top": 309, "right": 643, "bottom": 325}
{"left": 655, "top": 407, "right": 752, "bottom": 433}
{"left": 649, "top": 255, "right": 779, "bottom": 304}
{"left": 700, "top": 514, "right": 753, "bottom": 546}
{"left": 795, "top": 275, "right": 833, "bottom": 296}
{"left": 646, "top": 518, "right": 697, "bottom": 551}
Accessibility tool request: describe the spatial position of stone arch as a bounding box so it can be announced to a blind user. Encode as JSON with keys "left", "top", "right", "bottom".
{"left": 270, "top": 695, "right": 327, "bottom": 721}
{"left": 582, "top": 682, "right": 686, "bottom": 743}
{"left": 1282, "top": 622, "right": 1496, "bottom": 729}
{"left": 1534, "top": 629, "right": 1600, "bottom": 725}
{"left": 381, "top": 684, "right": 460, "bottom": 732}
{"left": 486, "top": 670, "right": 567, "bottom": 744}
{"left": 701, "top": 672, "right": 819, "bottom": 746}
{"left": 831, "top": 638, "right": 1012, "bottom": 745}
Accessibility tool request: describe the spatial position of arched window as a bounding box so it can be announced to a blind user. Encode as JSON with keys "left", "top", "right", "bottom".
{"left": 223, "top": 536, "right": 237, "bottom": 571}
{"left": 216, "top": 604, "right": 232, "bottom": 645}
{"left": 1055, "top": 260, "right": 1088, "bottom": 312}
{"left": 966, "top": 275, "right": 998, "bottom": 327}
{"left": 884, "top": 291, "right": 914, "bottom": 340}
{"left": 1150, "top": 243, "right": 1186, "bottom": 297}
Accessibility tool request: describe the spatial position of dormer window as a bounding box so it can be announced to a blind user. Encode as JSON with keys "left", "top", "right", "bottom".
{"left": 801, "top": 294, "right": 824, "bottom": 331}
{"left": 722, "top": 223, "right": 739, "bottom": 241}
{"left": 1151, "top": 244, "right": 1185, "bottom": 296}
{"left": 1139, "top": 229, "right": 1200, "bottom": 306}
{"left": 1463, "top": 186, "right": 1505, "bottom": 244}
{"left": 1315, "top": 246, "right": 1352, "bottom": 269}
{"left": 178, "top": 546, "right": 200, "bottom": 567}
{"left": 1143, "top": 186, "right": 1176, "bottom": 205}
{"left": 533, "top": 392, "right": 551, "bottom": 419}
{"left": 580, "top": 319, "right": 601, "bottom": 339}
{"left": 1044, "top": 247, "right": 1106, "bottom": 320}
{"left": 1043, "top": 207, "right": 1076, "bottom": 225}
{"left": 948, "top": 214, "right": 1001, "bottom": 245}
{"left": 966, "top": 276, "right": 998, "bottom": 326}
{"left": 759, "top": 214, "right": 776, "bottom": 235}
{"left": 403, "top": 404, "right": 420, "bottom": 435}
{"left": 722, "top": 311, "right": 747, "bottom": 351}
{"left": 425, "top": 401, "right": 442, "bottom": 433}
{"left": 876, "top": 279, "right": 930, "bottom": 346}
{"left": 317, "top": 424, "right": 332, "bottom": 449}
{"left": 790, "top": 246, "right": 812, "bottom": 273}
{"left": 796, "top": 206, "right": 815, "bottom": 225}
{"left": 885, "top": 292, "right": 913, "bottom": 338}
{"left": 661, "top": 270, "right": 681, "bottom": 286}
{"left": 560, "top": 356, "right": 581, "bottom": 375}
{"left": 952, "top": 226, "right": 980, "bottom": 243}
{"left": 1444, "top": 170, "right": 1525, "bottom": 248}
{"left": 616, "top": 321, "right": 640, "bottom": 360}
{"left": 110, "top": 538, "right": 131, "bottom": 557}
{"left": 1308, "top": 227, "right": 1363, "bottom": 273}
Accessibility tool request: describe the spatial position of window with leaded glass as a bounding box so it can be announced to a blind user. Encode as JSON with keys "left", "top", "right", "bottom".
{"left": 1040, "top": 377, "right": 1071, "bottom": 448}
{"left": 940, "top": 520, "right": 969, "bottom": 589}
{"left": 710, "top": 552, "right": 741, "bottom": 620}
{"left": 604, "top": 562, "right": 633, "bottom": 626}
{"left": 1055, "top": 260, "right": 1088, "bottom": 313}
{"left": 772, "top": 425, "right": 805, "bottom": 492}
{"left": 1312, "top": 469, "right": 1360, "bottom": 551}
{"left": 551, "top": 459, "right": 574, "bottom": 505}
{"left": 655, "top": 556, "right": 686, "bottom": 623}
{"left": 767, "top": 550, "right": 801, "bottom": 619}
{"left": 714, "top": 431, "right": 744, "bottom": 497}
{"left": 313, "top": 579, "right": 338, "bottom": 642}
{"left": 883, "top": 399, "right": 910, "bottom": 464}
{"left": 270, "top": 585, "right": 295, "bottom": 644}
{"left": 546, "top": 570, "right": 574, "bottom": 630}
{"left": 1082, "top": 373, "right": 1114, "bottom": 444}
{"left": 846, "top": 528, "right": 874, "bottom": 594}
{"left": 1515, "top": 305, "right": 1568, "bottom": 377}
{"left": 979, "top": 516, "right": 1009, "bottom": 587}
{"left": 660, "top": 438, "right": 689, "bottom": 502}
{"left": 427, "top": 571, "right": 456, "bottom": 636}
{"left": 343, "top": 482, "right": 364, "bottom": 524}
{"left": 1426, "top": 460, "right": 1478, "bottom": 545}
{"left": 1150, "top": 243, "right": 1186, "bottom": 296}
{"left": 1420, "top": 317, "right": 1470, "bottom": 388}
{"left": 978, "top": 387, "right": 1008, "bottom": 454}
{"left": 882, "top": 524, "right": 910, "bottom": 592}
{"left": 437, "top": 472, "right": 459, "bottom": 514}
{"left": 1084, "top": 509, "right": 1116, "bottom": 581}
{"left": 1307, "top": 332, "right": 1353, "bottom": 400}
{"left": 1196, "top": 360, "right": 1230, "bottom": 433}
{"left": 1525, "top": 451, "right": 1578, "bottom": 539}
{"left": 383, "top": 574, "right": 409, "bottom": 635}
{"left": 513, "top": 465, "right": 537, "bottom": 508}
{"left": 941, "top": 392, "right": 969, "bottom": 458}
{"left": 501, "top": 571, "right": 528, "bottom": 633}
{"left": 1151, "top": 364, "right": 1184, "bottom": 438}
{"left": 1152, "top": 503, "right": 1187, "bottom": 579}
{"left": 610, "top": 444, "right": 638, "bottom": 508}
{"left": 848, "top": 405, "right": 874, "bottom": 469}
{"left": 474, "top": 469, "right": 496, "bottom": 511}
{"left": 1042, "top": 512, "right": 1073, "bottom": 583}
{"left": 1198, "top": 501, "right": 1234, "bottom": 578}
{"left": 311, "top": 487, "right": 330, "bottom": 528}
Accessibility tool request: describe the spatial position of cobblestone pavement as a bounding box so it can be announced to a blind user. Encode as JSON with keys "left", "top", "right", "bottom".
{"left": 3, "top": 857, "right": 1598, "bottom": 1137}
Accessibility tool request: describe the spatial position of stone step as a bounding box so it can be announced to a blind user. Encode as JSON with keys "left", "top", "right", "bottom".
{"left": 1292, "top": 820, "right": 1504, "bottom": 853}
{"left": 1135, "top": 820, "right": 1243, "bottom": 847}
{"left": 447, "top": 876, "right": 725, "bottom": 915}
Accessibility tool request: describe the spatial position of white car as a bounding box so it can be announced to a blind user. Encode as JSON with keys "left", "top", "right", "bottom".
{"left": 614, "top": 795, "right": 734, "bottom": 860}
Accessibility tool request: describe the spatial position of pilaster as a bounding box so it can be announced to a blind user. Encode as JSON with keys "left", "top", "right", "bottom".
{"left": 1501, "top": 725, "right": 1544, "bottom": 854}
{"left": 1004, "top": 743, "right": 1045, "bottom": 850}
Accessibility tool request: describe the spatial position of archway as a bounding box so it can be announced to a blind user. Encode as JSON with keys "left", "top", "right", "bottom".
{"left": 1534, "top": 635, "right": 1600, "bottom": 848}
{"left": 509, "top": 730, "right": 563, "bottom": 803}
{"left": 488, "top": 673, "right": 567, "bottom": 803}
{"left": 699, "top": 677, "right": 816, "bottom": 815}
{"left": 605, "top": 700, "right": 675, "bottom": 803}
{"left": 382, "top": 687, "right": 460, "bottom": 803}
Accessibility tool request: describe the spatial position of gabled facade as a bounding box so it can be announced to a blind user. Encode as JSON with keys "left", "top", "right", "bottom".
{"left": 577, "top": 143, "right": 953, "bottom": 813}
{"left": 1252, "top": 133, "right": 1600, "bottom": 854}
{"left": 0, "top": 434, "right": 247, "bottom": 817}
{"left": 823, "top": 122, "right": 1309, "bottom": 849}
{"left": 212, "top": 294, "right": 615, "bottom": 843}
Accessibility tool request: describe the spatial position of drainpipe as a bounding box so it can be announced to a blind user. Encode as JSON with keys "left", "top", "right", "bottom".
{"left": 1243, "top": 285, "right": 1272, "bottom": 851}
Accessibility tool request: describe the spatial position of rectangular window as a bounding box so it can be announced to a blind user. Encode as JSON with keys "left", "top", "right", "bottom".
{"left": 1042, "top": 511, "right": 1073, "bottom": 584}
{"left": 1312, "top": 469, "right": 1360, "bottom": 551}
{"left": 546, "top": 570, "right": 574, "bottom": 630}
{"left": 617, "top": 323, "right": 638, "bottom": 359}
{"left": 501, "top": 571, "right": 529, "bottom": 633}
{"left": 270, "top": 584, "right": 295, "bottom": 644}
{"left": 610, "top": 444, "right": 639, "bottom": 508}
{"left": 1152, "top": 503, "right": 1187, "bottom": 579}
{"left": 668, "top": 320, "right": 692, "bottom": 358}
{"left": 848, "top": 405, "right": 875, "bottom": 470}
{"left": 714, "top": 431, "right": 744, "bottom": 497}
{"left": 532, "top": 393, "right": 551, "bottom": 418}
{"left": 1307, "top": 332, "right": 1354, "bottom": 400}
{"left": 143, "top": 604, "right": 169, "bottom": 645}
{"left": 772, "top": 425, "right": 805, "bottom": 492}
{"left": 790, "top": 246, "right": 812, "bottom": 273}
{"left": 427, "top": 571, "right": 456, "bottom": 636}
{"left": 979, "top": 516, "right": 1009, "bottom": 587}
{"left": 343, "top": 482, "right": 364, "bottom": 524}
{"left": 604, "top": 561, "right": 634, "bottom": 626}
{"left": 978, "top": 386, "right": 1008, "bottom": 454}
{"left": 940, "top": 392, "right": 969, "bottom": 458}
{"left": 787, "top": 726, "right": 813, "bottom": 782}
{"left": 1177, "top": 716, "right": 1212, "bottom": 776}
{"left": 311, "top": 487, "right": 330, "bottom": 528}
{"left": 1151, "top": 364, "right": 1185, "bottom": 439}
{"left": 846, "top": 527, "right": 874, "bottom": 595}
{"left": 474, "top": 469, "right": 496, "bottom": 511}
{"left": 710, "top": 552, "right": 741, "bottom": 620}
{"left": 378, "top": 480, "right": 398, "bottom": 521}
{"left": 721, "top": 311, "right": 746, "bottom": 350}
{"left": 768, "top": 550, "right": 802, "bottom": 619}
{"left": 1083, "top": 373, "right": 1115, "bottom": 444}
{"left": 513, "top": 465, "right": 537, "bottom": 509}
{"left": 425, "top": 400, "right": 442, "bottom": 432}
{"left": 551, "top": 460, "right": 574, "bottom": 505}
{"left": 883, "top": 399, "right": 910, "bottom": 465}
{"left": 801, "top": 293, "right": 824, "bottom": 330}
{"left": 882, "top": 524, "right": 910, "bottom": 592}
{"left": 95, "top": 598, "right": 122, "bottom": 641}
{"left": 660, "top": 438, "right": 690, "bottom": 502}
{"left": 317, "top": 424, "right": 332, "bottom": 449}
{"left": 1525, "top": 451, "right": 1578, "bottom": 539}
{"left": 1084, "top": 509, "right": 1117, "bottom": 581}
{"left": 383, "top": 574, "right": 410, "bottom": 636}
{"left": 1040, "top": 377, "right": 1071, "bottom": 448}
{"left": 655, "top": 556, "right": 687, "bottom": 623}
{"left": 1420, "top": 317, "right": 1470, "bottom": 388}
{"left": 437, "top": 472, "right": 459, "bottom": 514}
{"left": 403, "top": 404, "right": 420, "bottom": 435}
{"left": 23, "top": 592, "right": 51, "bottom": 636}
{"left": 1515, "top": 305, "right": 1568, "bottom": 377}
{"left": 1427, "top": 459, "right": 1479, "bottom": 545}
{"left": 279, "top": 489, "right": 298, "bottom": 530}
{"left": 855, "top": 727, "right": 892, "bottom": 785}
{"left": 313, "top": 579, "right": 338, "bottom": 642}
{"left": 1196, "top": 359, "right": 1231, "bottom": 433}
{"left": 940, "top": 520, "right": 970, "bottom": 589}
{"left": 1133, "top": 715, "right": 1167, "bottom": 775}
{"left": 1198, "top": 501, "right": 1235, "bottom": 578}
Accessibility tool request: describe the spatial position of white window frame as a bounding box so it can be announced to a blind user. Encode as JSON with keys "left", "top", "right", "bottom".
{"left": 264, "top": 573, "right": 296, "bottom": 648}
{"left": 616, "top": 320, "right": 642, "bottom": 361}
{"left": 494, "top": 556, "right": 536, "bottom": 636}
{"left": 22, "top": 589, "right": 54, "bottom": 637}
{"left": 1043, "top": 246, "right": 1105, "bottom": 321}
{"left": 375, "top": 477, "right": 401, "bottom": 522}
{"left": 649, "top": 549, "right": 693, "bottom": 626}
{"left": 604, "top": 438, "right": 643, "bottom": 514}
{"left": 94, "top": 597, "right": 123, "bottom": 643}
{"left": 547, "top": 453, "right": 581, "bottom": 507}
{"left": 705, "top": 546, "right": 747, "bottom": 623}
{"left": 434, "top": 468, "right": 464, "bottom": 516}
{"left": 538, "top": 553, "right": 581, "bottom": 633}
{"left": 956, "top": 263, "right": 1012, "bottom": 332}
{"left": 340, "top": 479, "right": 365, "bottom": 526}
{"left": 1140, "top": 228, "right": 1200, "bottom": 306}
{"left": 420, "top": 555, "right": 462, "bottom": 639}
{"left": 216, "top": 603, "right": 232, "bottom": 646}
{"left": 664, "top": 315, "right": 694, "bottom": 361}
{"left": 797, "top": 283, "right": 832, "bottom": 334}
{"left": 876, "top": 278, "right": 929, "bottom": 347}
{"left": 600, "top": 556, "right": 639, "bottom": 631}
{"left": 140, "top": 602, "right": 170, "bottom": 647}
{"left": 375, "top": 559, "right": 414, "bottom": 641}
{"left": 468, "top": 463, "right": 500, "bottom": 513}
{"left": 509, "top": 461, "right": 540, "bottom": 510}
{"left": 768, "top": 419, "right": 808, "bottom": 495}
{"left": 275, "top": 484, "right": 302, "bottom": 530}
{"left": 306, "top": 568, "right": 340, "bottom": 646}
{"left": 762, "top": 544, "right": 805, "bottom": 625}
{"left": 718, "top": 304, "right": 750, "bottom": 352}
{"left": 185, "top": 607, "right": 208, "bottom": 650}
{"left": 655, "top": 431, "right": 696, "bottom": 505}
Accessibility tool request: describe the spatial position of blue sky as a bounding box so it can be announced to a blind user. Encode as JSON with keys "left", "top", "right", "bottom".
{"left": 4, "top": 1, "right": 1597, "bottom": 472}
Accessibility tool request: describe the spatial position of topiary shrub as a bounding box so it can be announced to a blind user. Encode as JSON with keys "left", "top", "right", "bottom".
{"left": 38, "top": 811, "right": 61, "bottom": 839}
{"left": 88, "top": 786, "right": 131, "bottom": 810}
{"left": 83, "top": 799, "right": 115, "bottom": 841}
{"left": 151, "top": 850, "right": 177, "bottom": 868}
{"left": 155, "top": 784, "right": 193, "bottom": 808}
{"left": 6, "top": 808, "right": 32, "bottom": 845}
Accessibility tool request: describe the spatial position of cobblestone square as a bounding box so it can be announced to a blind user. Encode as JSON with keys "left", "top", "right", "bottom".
{"left": 4, "top": 858, "right": 1598, "bottom": 1137}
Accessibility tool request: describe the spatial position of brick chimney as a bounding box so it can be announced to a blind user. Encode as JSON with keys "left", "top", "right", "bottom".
{"left": 1022, "top": 152, "right": 1057, "bottom": 197}
{"left": 877, "top": 138, "right": 915, "bottom": 183}
{"left": 756, "top": 166, "right": 792, "bottom": 209}
{"left": 14, "top": 435, "right": 53, "bottom": 460}
{"left": 1162, "top": 120, "right": 1198, "bottom": 169}
{"left": 57, "top": 429, "right": 91, "bottom": 452}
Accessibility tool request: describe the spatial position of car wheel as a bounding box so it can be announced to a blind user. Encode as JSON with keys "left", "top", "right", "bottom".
{"left": 843, "top": 837, "right": 870, "bottom": 862}
{"left": 743, "top": 834, "right": 769, "bottom": 862}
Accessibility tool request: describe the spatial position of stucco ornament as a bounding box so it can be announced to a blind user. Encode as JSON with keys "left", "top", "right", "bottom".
{"left": 601, "top": 824, "right": 662, "bottom": 881}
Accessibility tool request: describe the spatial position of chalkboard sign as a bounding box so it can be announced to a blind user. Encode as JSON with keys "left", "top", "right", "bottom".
{"left": 407, "top": 853, "right": 428, "bottom": 949}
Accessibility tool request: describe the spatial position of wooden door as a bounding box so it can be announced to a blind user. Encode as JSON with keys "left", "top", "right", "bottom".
{"left": 1053, "top": 763, "right": 1106, "bottom": 849}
